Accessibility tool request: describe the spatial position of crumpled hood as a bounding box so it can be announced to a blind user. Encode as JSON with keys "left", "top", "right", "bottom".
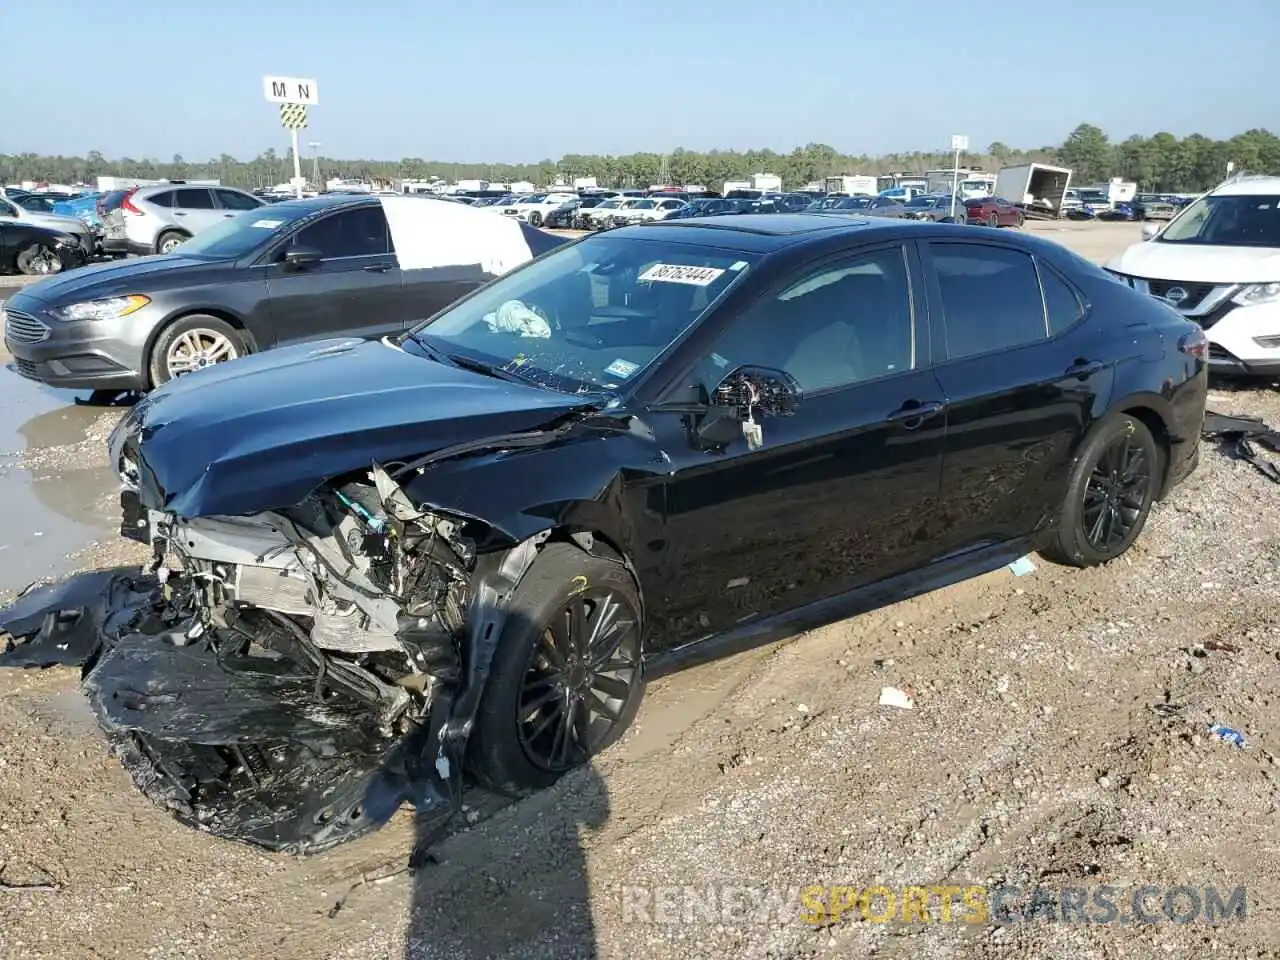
{"left": 1106, "top": 240, "right": 1280, "bottom": 284}
{"left": 111, "top": 337, "right": 596, "bottom": 518}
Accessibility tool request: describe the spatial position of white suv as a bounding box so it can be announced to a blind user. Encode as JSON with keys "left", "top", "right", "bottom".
{"left": 1106, "top": 176, "right": 1280, "bottom": 376}
{"left": 102, "top": 184, "right": 264, "bottom": 256}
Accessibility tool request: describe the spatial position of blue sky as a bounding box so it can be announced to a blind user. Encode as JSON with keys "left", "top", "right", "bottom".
{"left": 3, "top": 0, "right": 1275, "bottom": 163}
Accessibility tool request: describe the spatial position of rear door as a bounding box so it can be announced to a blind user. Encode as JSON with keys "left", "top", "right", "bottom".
{"left": 919, "top": 238, "right": 1113, "bottom": 557}
{"left": 170, "top": 188, "right": 225, "bottom": 234}
{"left": 264, "top": 204, "right": 404, "bottom": 347}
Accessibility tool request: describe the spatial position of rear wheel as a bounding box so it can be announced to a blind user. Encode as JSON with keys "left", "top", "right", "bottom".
{"left": 15, "top": 242, "right": 61, "bottom": 276}
{"left": 469, "top": 543, "right": 645, "bottom": 794}
{"left": 1043, "top": 415, "right": 1160, "bottom": 567}
{"left": 155, "top": 231, "right": 188, "bottom": 255}
{"left": 148, "top": 314, "right": 245, "bottom": 387}
{"left": 987, "top": 212, "right": 1000, "bottom": 228}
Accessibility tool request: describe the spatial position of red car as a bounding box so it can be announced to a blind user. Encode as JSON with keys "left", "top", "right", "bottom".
{"left": 964, "top": 195, "right": 1025, "bottom": 228}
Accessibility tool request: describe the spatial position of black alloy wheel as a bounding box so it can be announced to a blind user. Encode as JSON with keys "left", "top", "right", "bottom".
{"left": 16, "top": 243, "right": 61, "bottom": 276}
{"left": 516, "top": 587, "right": 642, "bottom": 773}
{"left": 469, "top": 543, "right": 646, "bottom": 793}
{"left": 1081, "top": 429, "right": 1152, "bottom": 552}
{"left": 1044, "top": 415, "right": 1160, "bottom": 567}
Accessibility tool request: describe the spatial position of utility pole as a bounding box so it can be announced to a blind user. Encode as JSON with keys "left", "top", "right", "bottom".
{"left": 309, "top": 141, "right": 322, "bottom": 190}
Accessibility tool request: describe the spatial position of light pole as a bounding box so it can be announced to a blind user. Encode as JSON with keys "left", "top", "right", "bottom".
{"left": 308, "top": 141, "right": 321, "bottom": 192}
{"left": 949, "top": 134, "right": 969, "bottom": 222}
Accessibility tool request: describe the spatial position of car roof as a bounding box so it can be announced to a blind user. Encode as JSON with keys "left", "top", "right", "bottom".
{"left": 613, "top": 214, "right": 931, "bottom": 252}
{"left": 1212, "top": 176, "right": 1280, "bottom": 196}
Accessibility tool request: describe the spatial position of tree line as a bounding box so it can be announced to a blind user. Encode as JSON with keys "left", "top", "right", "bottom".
{"left": 3, "top": 125, "right": 1278, "bottom": 194}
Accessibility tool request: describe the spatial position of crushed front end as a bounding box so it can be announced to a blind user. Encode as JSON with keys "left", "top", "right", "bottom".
{"left": 1, "top": 461, "right": 491, "bottom": 855}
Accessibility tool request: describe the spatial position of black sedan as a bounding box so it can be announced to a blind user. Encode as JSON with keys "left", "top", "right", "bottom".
{"left": 807, "top": 195, "right": 908, "bottom": 218}
{"left": 2, "top": 215, "right": 1207, "bottom": 856}
{"left": 0, "top": 220, "right": 89, "bottom": 276}
{"left": 2, "top": 194, "right": 564, "bottom": 391}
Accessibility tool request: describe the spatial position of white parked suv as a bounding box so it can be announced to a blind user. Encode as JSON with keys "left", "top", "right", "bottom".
{"left": 102, "top": 184, "right": 265, "bottom": 256}
{"left": 1106, "top": 175, "right": 1280, "bottom": 376}
{"left": 497, "top": 192, "right": 578, "bottom": 228}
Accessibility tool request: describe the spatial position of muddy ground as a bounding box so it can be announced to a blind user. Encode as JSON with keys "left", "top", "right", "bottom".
{"left": 2, "top": 221, "right": 1280, "bottom": 959}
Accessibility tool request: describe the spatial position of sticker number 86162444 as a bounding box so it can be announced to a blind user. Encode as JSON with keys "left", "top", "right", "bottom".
{"left": 638, "top": 263, "right": 726, "bottom": 286}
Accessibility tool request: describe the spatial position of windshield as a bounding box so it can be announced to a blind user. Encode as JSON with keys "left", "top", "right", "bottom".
{"left": 405, "top": 235, "right": 758, "bottom": 395}
{"left": 173, "top": 207, "right": 306, "bottom": 258}
{"left": 1158, "top": 194, "right": 1280, "bottom": 248}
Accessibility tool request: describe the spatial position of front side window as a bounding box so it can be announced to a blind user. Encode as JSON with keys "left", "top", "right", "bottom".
{"left": 693, "top": 246, "right": 914, "bottom": 395}
{"left": 1158, "top": 194, "right": 1280, "bottom": 248}
{"left": 408, "top": 235, "right": 758, "bottom": 395}
{"left": 292, "top": 206, "right": 391, "bottom": 258}
{"left": 216, "top": 189, "right": 262, "bottom": 211}
{"left": 930, "top": 242, "right": 1048, "bottom": 359}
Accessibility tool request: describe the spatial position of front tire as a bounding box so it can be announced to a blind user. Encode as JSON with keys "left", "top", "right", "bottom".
{"left": 16, "top": 242, "right": 61, "bottom": 276}
{"left": 1043, "top": 415, "right": 1160, "bottom": 567}
{"left": 148, "top": 314, "right": 245, "bottom": 387}
{"left": 469, "top": 543, "right": 645, "bottom": 794}
{"left": 527, "top": 211, "right": 543, "bottom": 228}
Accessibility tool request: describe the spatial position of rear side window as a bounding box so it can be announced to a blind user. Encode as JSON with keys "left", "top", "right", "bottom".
{"left": 930, "top": 242, "right": 1047, "bottom": 359}
{"left": 148, "top": 191, "right": 175, "bottom": 208}
{"left": 1038, "top": 262, "right": 1085, "bottom": 334}
{"left": 173, "top": 189, "right": 215, "bottom": 210}
{"left": 215, "top": 189, "right": 262, "bottom": 211}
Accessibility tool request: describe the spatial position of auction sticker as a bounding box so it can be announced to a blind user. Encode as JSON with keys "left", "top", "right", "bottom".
{"left": 639, "top": 263, "right": 726, "bottom": 286}
{"left": 605, "top": 358, "right": 640, "bottom": 379}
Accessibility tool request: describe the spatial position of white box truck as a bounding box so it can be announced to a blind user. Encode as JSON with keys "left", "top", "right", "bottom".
{"left": 824, "top": 174, "right": 878, "bottom": 196}
{"left": 750, "top": 173, "right": 782, "bottom": 192}
{"left": 995, "top": 163, "right": 1073, "bottom": 217}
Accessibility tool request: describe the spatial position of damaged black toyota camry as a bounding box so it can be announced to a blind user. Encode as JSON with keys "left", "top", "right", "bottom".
{"left": 0, "top": 214, "right": 1208, "bottom": 857}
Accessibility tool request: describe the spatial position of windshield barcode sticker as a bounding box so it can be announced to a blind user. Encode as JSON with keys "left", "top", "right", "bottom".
{"left": 639, "top": 263, "right": 726, "bottom": 286}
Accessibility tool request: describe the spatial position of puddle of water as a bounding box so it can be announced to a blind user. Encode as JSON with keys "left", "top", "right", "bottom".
{"left": 0, "top": 368, "right": 117, "bottom": 596}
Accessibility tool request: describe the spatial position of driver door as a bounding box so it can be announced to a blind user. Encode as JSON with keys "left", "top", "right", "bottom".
{"left": 646, "top": 243, "right": 948, "bottom": 649}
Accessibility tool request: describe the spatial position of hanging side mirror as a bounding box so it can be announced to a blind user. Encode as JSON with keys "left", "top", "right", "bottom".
{"left": 693, "top": 365, "right": 802, "bottom": 451}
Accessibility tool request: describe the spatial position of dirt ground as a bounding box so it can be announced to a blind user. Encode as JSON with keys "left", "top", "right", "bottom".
{"left": 4, "top": 220, "right": 1280, "bottom": 959}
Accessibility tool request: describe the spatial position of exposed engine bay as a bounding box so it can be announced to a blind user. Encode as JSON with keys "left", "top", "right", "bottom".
{"left": 0, "top": 462, "right": 540, "bottom": 855}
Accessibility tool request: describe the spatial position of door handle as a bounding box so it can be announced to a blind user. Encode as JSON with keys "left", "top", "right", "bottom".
{"left": 1065, "top": 359, "right": 1105, "bottom": 379}
{"left": 363, "top": 263, "right": 392, "bottom": 273}
{"left": 887, "top": 400, "right": 946, "bottom": 427}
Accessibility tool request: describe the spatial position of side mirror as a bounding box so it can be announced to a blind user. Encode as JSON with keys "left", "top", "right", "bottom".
{"left": 713, "top": 365, "right": 802, "bottom": 418}
{"left": 694, "top": 365, "right": 802, "bottom": 450}
{"left": 284, "top": 245, "right": 322, "bottom": 268}
{"left": 1140, "top": 222, "right": 1159, "bottom": 241}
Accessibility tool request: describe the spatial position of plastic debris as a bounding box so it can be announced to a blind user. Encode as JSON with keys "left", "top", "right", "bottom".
{"left": 1204, "top": 639, "right": 1241, "bottom": 654}
{"left": 1208, "top": 723, "right": 1247, "bottom": 749}
{"left": 1007, "top": 555, "right": 1036, "bottom": 576}
{"left": 878, "top": 686, "right": 915, "bottom": 710}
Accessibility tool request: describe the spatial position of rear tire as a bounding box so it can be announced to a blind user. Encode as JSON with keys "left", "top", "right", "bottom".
{"left": 155, "top": 231, "right": 188, "bottom": 255}
{"left": 469, "top": 543, "right": 645, "bottom": 795}
{"left": 987, "top": 212, "right": 1000, "bottom": 228}
{"left": 1042, "top": 415, "right": 1160, "bottom": 567}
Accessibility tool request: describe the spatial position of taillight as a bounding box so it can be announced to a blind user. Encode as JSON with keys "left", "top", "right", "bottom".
{"left": 121, "top": 189, "right": 142, "bottom": 216}
{"left": 1178, "top": 325, "right": 1209, "bottom": 361}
